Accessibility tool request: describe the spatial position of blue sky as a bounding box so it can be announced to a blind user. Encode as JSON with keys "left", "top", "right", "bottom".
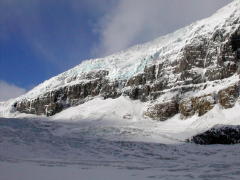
{"left": 0, "top": 0, "right": 232, "bottom": 100}
{"left": 0, "top": 0, "right": 116, "bottom": 90}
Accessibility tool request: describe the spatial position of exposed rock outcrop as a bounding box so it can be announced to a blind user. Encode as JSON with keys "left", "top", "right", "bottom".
{"left": 218, "top": 84, "right": 239, "bottom": 108}
{"left": 188, "top": 125, "right": 240, "bottom": 144}
{"left": 144, "top": 100, "right": 179, "bottom": 121}
{"left": 179, "top": 95, "right": 216, "bottom": 117}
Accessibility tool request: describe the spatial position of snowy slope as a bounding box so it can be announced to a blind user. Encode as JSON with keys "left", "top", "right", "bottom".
{"left": 50, "top": 95, "right": 240, "bottom": 142}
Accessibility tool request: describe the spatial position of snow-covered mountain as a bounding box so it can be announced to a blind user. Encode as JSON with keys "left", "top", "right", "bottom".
{"left": 1, "top": 0, "right": 240, "bottom": 124}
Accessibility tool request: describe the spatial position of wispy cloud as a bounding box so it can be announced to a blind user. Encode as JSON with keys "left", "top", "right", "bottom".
{"left": 0, "top": 0, "right": 116, "bottom": 71}
{"left": 0, "top": 80, "right": 26, "bottom": 101}
{"left": 94, "top": 0, "right": 231, "bottom": 56}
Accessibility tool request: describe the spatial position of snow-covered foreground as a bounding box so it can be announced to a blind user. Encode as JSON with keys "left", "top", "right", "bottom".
{"left": 1, "top": 161, "right": 175, "bottom": 180}
{"left": 1, "top": 148, "right": 240, "bottom": 180}
{"left": 1, "top": 112, "right": 240, "bottom": 180}
{"left": 1, "top": 97, "right": 240, "bottom": 179}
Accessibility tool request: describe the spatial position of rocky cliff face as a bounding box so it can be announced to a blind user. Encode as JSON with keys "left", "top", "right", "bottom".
{"left": 11, "top": 1, "right": 240, "bottom": 120}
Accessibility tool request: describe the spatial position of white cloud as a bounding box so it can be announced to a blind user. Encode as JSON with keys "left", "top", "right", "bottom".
{"left": 0, "top": 81, "right": 26, "bottom": 101}
{"left": 94, "top": 0, "right": 232, "bottom": 56}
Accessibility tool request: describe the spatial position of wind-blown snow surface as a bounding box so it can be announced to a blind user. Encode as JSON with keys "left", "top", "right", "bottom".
{"left": 1, "top": 114, "right": 240, "bottom": 180}
{"left": 1, "top": 96, "right": 240, "bottom": 180}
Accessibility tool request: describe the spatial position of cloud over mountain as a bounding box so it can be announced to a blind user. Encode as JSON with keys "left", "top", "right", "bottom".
{"left": 95, "top": 0, "right": 231, "bottom": 56}
{"left": 0, "top": 80, "right": 26, "bottom": 101}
